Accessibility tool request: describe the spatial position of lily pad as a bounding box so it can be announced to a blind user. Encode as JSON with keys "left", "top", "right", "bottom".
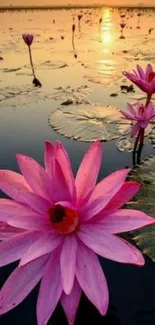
{"left": 129, "top": 156, "right": 155, "bottom": 261}
{"left": 24, "top": 61, "right": 68, "bottom": 71}
{"left": 49, "top": 104, "right": 132, "bottom": 142}
{"left": 50, "top": 85, "right": 93, "bottom": 104}
{"left": 0, "top": 85, "right": 57, "bottom": 108}
{"left": 149, "top": 128, "right": 155, "bottom": 148}
{"left": 117, "top": 136, "right": 134, "bottom": 152}
{"left": 49, "top": 104, "right": 155, "bottom": 144}
{"left": 116, "top": 124, "right": 153, "bottom": 152}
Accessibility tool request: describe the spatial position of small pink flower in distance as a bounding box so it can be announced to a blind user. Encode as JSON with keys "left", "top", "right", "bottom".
{"left": 0, "top": 141, "right": 154, "bottom": 325}
{"left": 120, "top": 22, "right": 126, "bottom": 29}
{"left": 123, "top": 64, "right": 155, "bottom": 96}
{"left": 120, "top": 101, "right": 155, "bottom": 137}
{"left": 22, "top": 33, "right": 34, "bottom": 46}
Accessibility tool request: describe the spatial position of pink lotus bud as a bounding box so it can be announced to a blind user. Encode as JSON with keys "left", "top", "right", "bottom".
{"left": 120, "top": 13, "right": 126, "bottom": 18}
{"left": 78, "top": 14, "right": 83, "bottom": 21}
{"left": 22, "top": 33, "right": 34, "bottom": 46}
{"left": 120, "top": 23, "right": 126, "bottom": 29}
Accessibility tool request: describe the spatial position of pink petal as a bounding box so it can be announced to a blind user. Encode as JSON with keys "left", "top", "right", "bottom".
{"left": 151, "top": 79, "right": 155, "bottom": 93}
{"left": 56, "top": 141, "right": 76, "bottom": 201}
{"left": 60, "top": 235, "right": 77, "bottom": 294}
{"left": 146, "top": 64, "right": 153, "bottom": 79}
{"left": 0, "top": 192, "right": 51, "bottom": 215}
{"left": 142, "top": 107, "right": 151, "bottom": 121}
{"left": 37, "top": 248, "right": 62, "bottom": 325}
{"left": 123, "top": 72, "right": 138, "bottom": 83}
{"left": 8, "top": 213, "right": 51, "bottom": 231}
{"left": 16, "top": 154, "right": 54, "bottom": 202}
{"left": 0, "top": 222, "right": 24, "bottom": 240}
{"left": 120, "top": 110, "right": 136, "bottom": 121}
{"left": 14, "top": 191, "right": 52, "bottom": 215}
{"left": 90, "top": 209, "right": 154, "bottom": 234}
{"left": 61, "top": 279, "right": 81, "bottom": 325}
{"left": 133, "top": 69, "right": 139, "bottom": 77}
{"left": 135, "top": 79, "right": 152, "bottom": 94}
{"left": 20, "top": 233, "right": 62, "bottom": 266}
{"left": 55, "top": 201, "right": 74, "bottom": 209}
{"left": 0, "top": 199, "right": 35, "bottom": 222}
{"left": 77, "top": 225, "right": 144, "bottom": 265}
{"left": 44, "top": 141, "right": 55, "bottom": 176}
{"left": 0, "top": 231, "right": 40, "bottom": 267}
{"left": 76, "top": 240, "right": 109, "bottom": 315}
{"left": 137, "top": 65, "right": 145, "bottom": 79}
{"left": 0, "top": 254, "right": 49, "bottom": 315}
{"left": 139, "top": 121, "right": 148, "bottom": 128}
{"left": 0, "top": 170, "right": 30, "bottom": 201}
{"left": 127, "top": 103, "right": 137, "bottom": 116}
{"left": 75, "top": 141, "right": 102, "bottom": 204}
{"left": 100, "top": 181, "right": 140, "bottom": 212}
{"left": 79, "top": 194, "right": 113, "bottom": 222}
{"left": 52, "top": 158, "right": 72, "bottom": 202}
{"left": 80, "top": 169, "right": 131, "bottom": 222}
{"left": 131, "top": 122, "right": 140, "bottom": 137}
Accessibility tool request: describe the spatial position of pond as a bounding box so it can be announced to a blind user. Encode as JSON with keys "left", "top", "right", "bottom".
{"left": 0, "top": 6, "right": 155, "bottom": 325}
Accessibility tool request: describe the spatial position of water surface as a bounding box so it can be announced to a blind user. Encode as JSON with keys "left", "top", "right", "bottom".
{"left": 0, "top": 7, "right": 155, "bottom": 325}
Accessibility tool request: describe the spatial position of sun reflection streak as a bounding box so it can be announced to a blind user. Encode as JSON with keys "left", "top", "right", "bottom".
{"left": 99, "top": 8, "right": 115, "bottom": 52}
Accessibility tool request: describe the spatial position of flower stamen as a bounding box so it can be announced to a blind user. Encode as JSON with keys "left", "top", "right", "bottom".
{"left": 48, "top": 204, "right": 78, "bottom": 234}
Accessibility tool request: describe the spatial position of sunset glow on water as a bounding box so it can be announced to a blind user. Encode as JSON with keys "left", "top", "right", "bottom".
{"left": 1, "top": 7, "right": 155, "bottom": 325}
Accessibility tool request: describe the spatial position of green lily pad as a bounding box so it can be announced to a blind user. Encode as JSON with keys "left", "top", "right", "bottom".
{"left": 129, "top": 156, "right": 155, "bottom": 261}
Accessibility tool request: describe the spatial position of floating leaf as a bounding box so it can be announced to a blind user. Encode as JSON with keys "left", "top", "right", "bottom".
{"left": 51, "top": 85, "right": 93, "bottom": 103}
{"left": 117, "top": 124, "right": 153, "bottom": 152}
{"left": 129, "top": 156, "right": 155, "bottom": 261}
{"left": 49, "top": 104, "right": 132, "bottom": 142}
{"left": 49, "top": 104, "right": 155, "bottom": 144}
{"left": 149, "top": 128, "right": 155, "bottom": 148}
{"left": 117, "top": 136, "right": 134, "bottom": 152}
{"left": 24, "top": 61, "right": 68, "bottom": 70}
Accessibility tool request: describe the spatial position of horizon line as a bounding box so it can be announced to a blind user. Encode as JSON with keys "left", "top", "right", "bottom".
{"left": 0, "top": 4, "right": 155, "bottom": 10}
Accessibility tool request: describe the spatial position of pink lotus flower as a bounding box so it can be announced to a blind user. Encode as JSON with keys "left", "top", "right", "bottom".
{"left": 0, "top": 141, "right": 154, "bottom": 325}
{"left": 123, "top": 64, "right": 155, "bottom": 96}
{"left": 120, "top": 101, "right": 155, "bottom": 137}
{"left": 22, "top": 33, "right": 34, "bottom": 46}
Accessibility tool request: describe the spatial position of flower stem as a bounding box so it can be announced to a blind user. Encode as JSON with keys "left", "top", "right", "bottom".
{"left": 137, "top": 128, "right": 144, "bottom": 165}
{"left": 146, "top": 94, "right": 151, "bottom": 107}
{"left": 133, "top": 128, "right": 144, "bottom": 166}
{"left": 28, "top": 45, "right": 35, "bottom": 78}
{"left": 133, "top": 128, "right": 141, "bottom": 166}
{"left": 133, "top": 129, "right": 141, "bottom": 152}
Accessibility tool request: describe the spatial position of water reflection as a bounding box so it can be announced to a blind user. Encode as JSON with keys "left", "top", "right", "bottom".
{"left": 97, "top": 9, "right": 120, "bottom": 84}
{"left": 99, "top": 8, "right": 115, "bottom": 52}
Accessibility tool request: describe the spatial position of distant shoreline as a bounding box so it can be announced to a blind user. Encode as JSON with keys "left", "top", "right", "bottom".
{"left": 0, "top": 4, "right": 155, "bottom": 11}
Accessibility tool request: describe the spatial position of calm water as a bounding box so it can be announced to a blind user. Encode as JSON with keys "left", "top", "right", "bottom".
{"left": 0, "top": 7, "right": 155, "bottom": 325}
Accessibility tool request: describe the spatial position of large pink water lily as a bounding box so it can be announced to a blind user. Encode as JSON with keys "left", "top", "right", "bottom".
{"left": 0, "top": 141, "right": 154, "bottom": 325}
{"left": 120, "top": 101, "right": 155, "bottom": 137}
{"left": 123, "top": 64, "right": 155, "bottom": 96}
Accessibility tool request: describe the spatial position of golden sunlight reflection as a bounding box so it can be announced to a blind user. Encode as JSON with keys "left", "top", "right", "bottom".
{"left": 100, "top": 8, "right": 115, "bottom": 53}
